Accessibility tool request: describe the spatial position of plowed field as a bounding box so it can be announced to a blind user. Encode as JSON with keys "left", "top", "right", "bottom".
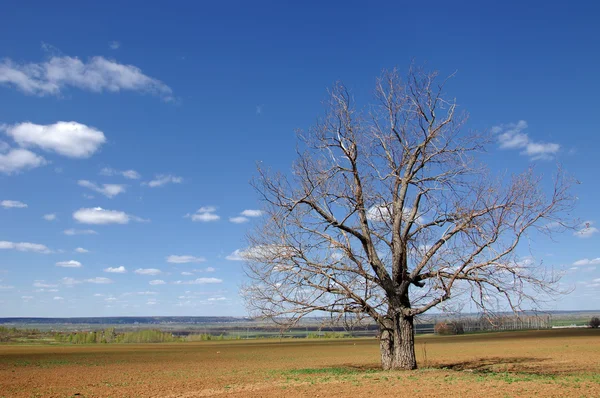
{"left": 1, "top": 329, "right": 599, "bottom": 397}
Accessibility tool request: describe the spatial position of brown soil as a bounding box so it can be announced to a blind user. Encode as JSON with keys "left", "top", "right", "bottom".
{"left": 1, "top": 329, "right": 599, "bottom": 397}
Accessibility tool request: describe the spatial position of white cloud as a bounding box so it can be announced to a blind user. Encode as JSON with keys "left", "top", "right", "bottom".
{"left": 149, "top": 279, "right": 166, "bottom": 285}
{"left": 0, "top": 285, "right": 15, "bottom": 290}
{"left": 0, "top": 147, "right": 46, "bottom": 174}
{"left": 230, "top": 209, "right": 263, "bottom": 223}
{"left": 3, "top": 121, "right": 106, "bottom": 158}
{"left": 575, "top": 227, "right": 599, "bottom": 238}
{"left": 43, "top": 213, "right": 57, "bottom": 221}
{"left": 226, "top": 249, "right": 246, "bottom": 261}
{"left": 35, "top": 288, "right": 58, "bottom": 293}
{"left": 229, "top": 216, "right": 249, "bottom": 224}
{"left": 493, "top": 120, "right": 560, "bottom": 160}
{"left": 144, "top": 174, "right": 183, "bottom": 188}
{"left": 22, "top": 296, "right": 34, "bottom": 300}
{"left": 166, "top": 255, "right": 205, "bottom": 264}
{"left": 225, "top": 245, "right": 290, "bottom": 262}
{"left": 0, "top": 240, "right": 51, "bottom": 253}
{"left": 174, "top": 277, "right": 222, "bottom": 285}
{"left": 104, "top": 266, "right": 126, "bottom": 273}
{"left": 64, "top": 228, "right": 97, "bottom": 235}
{"left": 181, "top": 271, "right": 193, "bottom": 276}
{"left": 74, "top": 247, "right": 89, "bottom": 253}
{"left": 78, "top": 180, "right": 126, "bottom": 198}
{"left": 61, "top": 277, "right": 81, "bottom": 285}
{"left": 366, "top": 205, "right": 425, "bottom": 225}
{"left": 240, "top": 209, "right": 263, "bottom": 217}
{"left": 574, "top": 221, "right": 599, "bottom": 239}
{"left": 53, "top": 296, "right": 64, "bottom": 300}
{"left": 1, "top": 200, "right": 27, "bottom": 209}
{"left": 205, "top": 267, "right": 215, "bottom": 272}
{"left": 573, "top": 258, "right": 600, "bottom": 267}
{"left": 86, "top": 277, "right": 113, "bottom": 284}
{"left": 61, "top": 276, "right": 112, "bottom": 285}
{"left": 208, "top": 296, "right": 226, "bottom": 302}
{"left": 134, "top": 268, "right": 162, "bottom": 276}
{"left": 0, "top": 55, "right": 173, "bottom": 100}
{"left": 33, "top": 281, "right": 58, "bottom": 288}
{"left": 56, "top": 260, "right": 82, "bottom": 268}
{"left": 99, "top": 167, "right": 140, "bottom": 180}
{"left": 191, "top": 213, "right": 220, "bottom": 222}
{"left": 109, "top": 41, "right": 121, "bottom": 50}
{"left": 185, "top": 206, "right": 220, "bottom": 222}
{"left": 73, "top": 207, "right": 147, "bottom": 224}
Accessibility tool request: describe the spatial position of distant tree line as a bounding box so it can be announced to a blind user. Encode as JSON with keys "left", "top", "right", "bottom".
{"left": 53, "top": 329, "right": 240, "bottom": 344}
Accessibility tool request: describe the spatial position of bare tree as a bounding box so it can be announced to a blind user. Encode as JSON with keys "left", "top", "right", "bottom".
{"left": 242, "top": 67, "right": 574, "bottom": 370}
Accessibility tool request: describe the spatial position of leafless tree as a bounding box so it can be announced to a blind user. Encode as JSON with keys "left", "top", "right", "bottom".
{"left": 242, "top": 67, "right": 574, "bottom": 370}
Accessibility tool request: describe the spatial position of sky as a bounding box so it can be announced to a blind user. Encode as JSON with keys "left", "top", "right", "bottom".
{"left": 0, "top": 0, "right": 599, "bottom": 317}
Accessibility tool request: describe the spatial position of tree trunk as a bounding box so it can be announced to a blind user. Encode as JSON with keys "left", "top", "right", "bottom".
{"left": 379, "top": 315, "right": 417, "bottom": 370}
{"left": 379, "top": 327, "right": 394, "bottom": 370}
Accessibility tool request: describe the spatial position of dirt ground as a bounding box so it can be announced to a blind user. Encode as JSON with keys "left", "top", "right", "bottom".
{"left": 1, "top": 329, "right": 599, "bottom": 397}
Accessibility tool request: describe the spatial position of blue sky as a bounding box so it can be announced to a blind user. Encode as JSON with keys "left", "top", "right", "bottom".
{"left": 0, "top": 1, "right": 599, "bottom": 317}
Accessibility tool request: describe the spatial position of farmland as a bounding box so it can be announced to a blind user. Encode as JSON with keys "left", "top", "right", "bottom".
{"left": 1, "top": 328, "right": 599, "bottom": 397}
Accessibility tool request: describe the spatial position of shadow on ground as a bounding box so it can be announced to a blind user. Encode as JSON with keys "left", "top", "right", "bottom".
{"left": 432, "top": 356, "right": 550, "bottom": 374}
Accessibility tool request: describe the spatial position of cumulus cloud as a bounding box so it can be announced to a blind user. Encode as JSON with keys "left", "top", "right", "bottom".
{"left": 0, "top": 55, "right": 173, "bottom": 100}
{"left": 0, "top": 147, "right": 46, "bottom": 174}
{"left": 225, "top": 249, "right": 248, "bottom": 261}
{"left": 74, "top": 247, "right": 89, "bottom": 253}
{"left": 61, "top": 276, "right": 111, "bottom": 285}
{"left": 104, "top": 266, "right": 126, "bottom": 273}
{"left": 208, "top": 297, "right": 226, "bottom": 302}
{"left": 166, "top": 255, "right": 205, "bottom": 264}
{"left": 109, "top": 41, "right": 121, "bottom": 50}
{"left": 64, "top": 228, "right": 97, "bottom": 236}
{"left": 574, "top": 221, "right": 599, "bottom": 239}
{"left": 56, "top": 260, "right": 82, "bottom": 268}
{"left": 174, "top": 277, "right": 222, "bottom": 285}
{"left": 1, "top": 200, "right": 27, "bottom": 208}
{"left": 86, "top": 277, "right": 113, "bottom": 284}
{"left": 492, "top": 120, "right": 560, "bottom": 160}
{"left": 99, "top": 167, "right": 140, "bottom": 180}
{"left": 229, "top": 209, "right": 263, "bottom": 224}
{"left": 134, "top": 268, "right": 162, "bottom": 276}
{"left": 43, "top": 213, "right": 57, "bottom": 221}
{"left": 240, "top": 209, "right": 263, "bottom": 217}
{"left": 73, "top": 207, "right": 148, "bottom": 224}
{"left": 0, "top": 240, "right": 51, "bottom": 253}
{"left": 2, "top": 121, "right": 106, "bottom": 158}
{"left": 78, "top": 180, "right": 126, "bottom": 198}
{"left": 149, "top": 279, "right": 166, "bottom": 285}
{"left": 144, "top": 174, "right": 183, "bottom": 188}
{"left": 181, "top": 271, "right": 193, "bottom": 276}
{"left": 573, "top": 258, "right": 600, "bottom": 267}
{"left": 185, "top": 206, "right": 220, "bottom": 222}
{"left": 33, "top": 281, "right": 58, "bottom": 288}
{"left": 228, "top": 245, "right": 294, "bottom": 263}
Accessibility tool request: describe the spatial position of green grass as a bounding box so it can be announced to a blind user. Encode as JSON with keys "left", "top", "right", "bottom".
{"left": 287, "top": 367, "right": 359, "bottom": 375}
